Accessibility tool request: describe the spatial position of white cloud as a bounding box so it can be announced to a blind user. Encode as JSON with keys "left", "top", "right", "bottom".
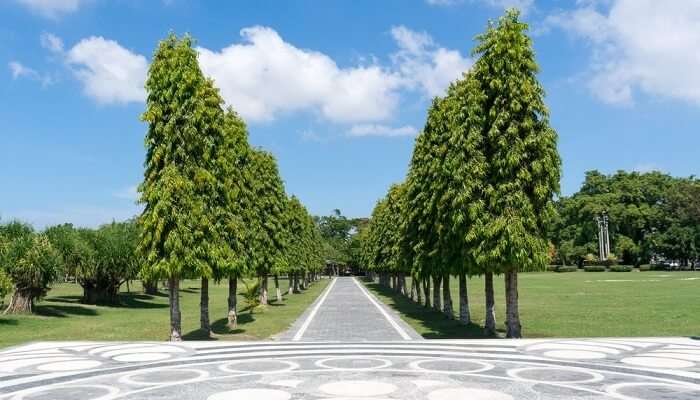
{"left": 40, "top": 33, "right": 64, "bottom": 53}
{"left": 348, "top": 124, "right": 417, "bottom": 137}
{"left": 15, "top": 0, "right": 83, "bottom": 19}
{"left": 66, "top": 36, "right": 147, "bottom": 104}
{"left": 53, "top": 26, "right": 469, "bottom": 128}
{"left": 9, "top": 61, "right": 39, "bottom": 80}
{"left": 8, "top": 61, "right": 53, "bottom": 86}
{"left": 197, "top": 26, "right": 402, "bottom": 123}
{"left": 390, "top": 26, "right": 472, "bottom": 98}
{"left": 547, "top": 0, "right": 700, "bottom": 106}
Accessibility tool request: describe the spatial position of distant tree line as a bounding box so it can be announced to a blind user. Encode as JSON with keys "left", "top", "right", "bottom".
{"left": 551, "top": 170, "right": 700, "bottom": 268}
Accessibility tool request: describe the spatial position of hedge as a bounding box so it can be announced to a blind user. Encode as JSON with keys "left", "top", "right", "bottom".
{"left": 638, "top": 264, "right": 651, "bottom": 271}
{"left": 555, "top": 266, "right": 578, "bottom": 273}
{"left": 584, "top": 265, "right": 606, "bottom": 272}
{"left": 610, "top": 265, "right": 633, "bottom": 272}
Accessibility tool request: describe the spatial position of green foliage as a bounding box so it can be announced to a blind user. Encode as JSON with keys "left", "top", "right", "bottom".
{"left": 0, "top": 222, "right": 62, "bottom": 306}
{"left": 583, "top": 265, "right": 606, "bottom": 272}
{"left": 638, "top": 264, "right": 651, "bottom": 271}
{"left": 362, "top": 184, "right": 408, "bottom": 276}
{"left": 242, "top": 280, "right": 261, "bottom": 313}
{"left": 610, "top": 265, "right": 633, "bottom": 272}
{"left": 552, "top": 172, "right": 700, "bottom": 267}
{"left": 0, "top": 268, "right": 11, "bottom": 300}
{"left": 138, "top": 33, "right": 230, "bottom": 282}
{"left": 554, "top": 266, "right": 577, "bottom": 273}
{"left": 244, "top": 150, "right": 290, "bottom": 278}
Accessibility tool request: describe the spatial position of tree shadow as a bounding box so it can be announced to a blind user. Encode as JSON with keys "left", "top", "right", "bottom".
{"left": 0, "top": 318, "right": 19, "bottom": 325}
{"left": 118, "top": 294, "right": 168, "bottom": 309}
{"left": 34, "top": 304, "right": 99, "bottom": 318}
{"left": 184, "top": 313, "right": 258, "bottom": 340}
{"left": 365, "top": 283, "right": 503, "bottom": 339}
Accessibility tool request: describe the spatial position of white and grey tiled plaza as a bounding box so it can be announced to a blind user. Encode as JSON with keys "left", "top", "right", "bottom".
{"left": 1, "top": 277, "right": 699, "bottom": 399}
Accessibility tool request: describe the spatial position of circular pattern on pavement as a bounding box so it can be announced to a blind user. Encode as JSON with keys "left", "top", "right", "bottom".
{"left": 507, "top": 366, "right": 604, "bottom": 384}
{"left": 119, "top": 368, "right": 209, "bottom": 386}
{"left": 542, "top": 350, "right": 608, "bottom": 360}
{"left": 427, "top": 388, "right": 514, "bottom": 400}
{"left": 208, "top": 388, "right": 291, "bottom": 400}
{"left": 410, "top": 359, "right": 494, "bottom": 373}
{"left": 316, "top": 357, "right": 391, "bottom": 370}
{"left": 219, "top": 359, "right": 299, "bottom": 374}
{"left": 319, "top": 380, "right": 397, "bottom": 397}
{"left": 621, "top": 356, "right": 695, "bottom": 369}
{"left": 36, "top": 360, "right": 102, "bottom": 372}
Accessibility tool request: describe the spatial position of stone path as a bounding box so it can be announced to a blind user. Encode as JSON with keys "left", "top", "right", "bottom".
{"left": 277, "top": 277, "right": 422, "bottom": 341}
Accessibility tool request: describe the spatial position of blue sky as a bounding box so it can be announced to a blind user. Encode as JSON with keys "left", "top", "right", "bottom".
{"left": 2, "top": 0, "right": 700, "bottom": 228}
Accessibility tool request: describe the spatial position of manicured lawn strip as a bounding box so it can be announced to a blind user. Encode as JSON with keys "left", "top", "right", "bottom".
{"left": 0, "top": 277, "right": 330, "bottom": 349}
{"left": 364, "top": 271, "right": 700, "bottom": 338}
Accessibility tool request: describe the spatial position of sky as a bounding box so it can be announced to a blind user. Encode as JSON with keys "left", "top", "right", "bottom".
{"left": 2, "top": 0, "right": 700, "bottom": 229}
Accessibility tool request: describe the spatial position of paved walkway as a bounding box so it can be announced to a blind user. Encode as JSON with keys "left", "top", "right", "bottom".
{"left": 278, "top": 277, "right": 422, "bottom": 341}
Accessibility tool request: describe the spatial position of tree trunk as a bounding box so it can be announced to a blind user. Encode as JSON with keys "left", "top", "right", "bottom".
{"left": 227, "top": 277, "right": 238, "bottom": 329}
{"left": 168, "top": 276, "right": 182, "bottom": 341}
{"left": 505, "top": 270, "right": 522, "bottom": 338}
{"left": 422, "top": 276, "right": 431, "bottom": 308}
{"left": 259, "top": 275, "right": 268, "bottom": 305}
{"left": 200, "top": 277, "right": 210, "bottom": 335}
{"left": 400, "top": 273, "right": 407, "bottom": 297}
{"left": 458, "top": 273, "right": 471, "bottom": 325}
{"left": 4, "top": 288, "right": 34, "bottom": 314}
{"left": 293, "top": 273, "right": 300, "bottom": 293}
{"left": 274, "top": 275, "right": 282, "bottom": 302}
{"left": 416, "top": 275, "right": 422, "bottom": 304}
{"left": 288, "top": 274, "right": 294, "bottom": 295}
{"left": 410, "top": 277, "right": 417, "bottom": 301}
{"left": 442, "top": 274, "right": 453, "bottom": 318}
{"left": 484, "top": 272, "right": 496, "bottom": 337}
{"left": 143, "top": 279, "right": 158, "bottom": 295}
{"left": 432, "top": 275, "right": 442, "bottom": 312}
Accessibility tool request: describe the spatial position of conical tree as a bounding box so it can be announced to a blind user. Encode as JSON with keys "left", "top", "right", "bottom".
{"left": 470, "top": 9, "right": 561, "bottom": 338}
{"left": 138, "top": 34, "right": 230, "bottom": 341}
{"left": 245, "top": 150, "right": 289, "bottom": 306}
{"left": 214, "top": 109, "right": 253, "bottom": 329}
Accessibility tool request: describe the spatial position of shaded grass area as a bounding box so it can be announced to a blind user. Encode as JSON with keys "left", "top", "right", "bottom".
{"left": 364, "top": 271, "right": 700, "bottom": 338}
{"left": 0, "top": 277, "right": 329, "bottom": 349}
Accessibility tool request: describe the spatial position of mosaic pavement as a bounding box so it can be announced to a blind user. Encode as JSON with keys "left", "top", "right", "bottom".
{"left": 2, "top": 338, "right": 700, "bottom": 399}
{"left": 1, "top": 277, "right": 699, "bottom": 398}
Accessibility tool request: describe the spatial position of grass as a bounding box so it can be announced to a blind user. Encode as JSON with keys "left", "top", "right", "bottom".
{"left": 364, "top": 270, "right": 700, "bottom": 339}
{"left": 0, "top": 277, "right": 329, "bottom": 349}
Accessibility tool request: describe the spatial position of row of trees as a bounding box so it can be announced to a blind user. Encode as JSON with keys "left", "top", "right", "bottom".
{"left": 361, "top": 10, "right": 561, "bottom": 338}
{"left": 137, "top": 34, "right": 325, "bottom": 340}
{"left": 0, "top": 220, "right": 138, "bottom": 313}
{"left": 551, "top": 171, "right": 700, "bottom": 267}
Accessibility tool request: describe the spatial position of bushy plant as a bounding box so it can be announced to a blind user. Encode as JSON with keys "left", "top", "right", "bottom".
{"left": 555, "top": 266, "right": 577, "bottom": 273}
{"left": 0, "top": 269, "right": 12, "bottom": 303}
{"left": 604, "top": 254, "right": 618, "bottom": 267}
{"left": 242, "top": 280, "right": 262, "bottom": 313}
{"left": 610, "top": 265, "right": 632, "bottom": 272}
{"left": 638, "top": 264, "right": 651, "bottom": 271}
{"left": 584, "top": 265, "right": 606, "bottom": 272}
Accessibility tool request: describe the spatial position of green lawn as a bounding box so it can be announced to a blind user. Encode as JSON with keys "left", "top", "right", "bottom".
{"left": 0, "top": 277, "right": 329, "bottom": 349}
{"left": 364, "top": 271, "right": 700, "bottom": 338}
